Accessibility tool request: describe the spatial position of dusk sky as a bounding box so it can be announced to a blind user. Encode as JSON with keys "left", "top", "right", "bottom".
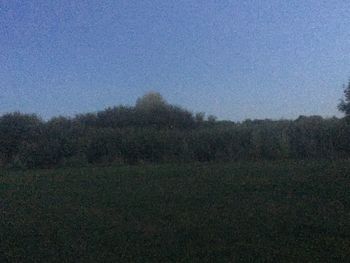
{"left": 1, "top": 0, "right": 349, "bottom": 120}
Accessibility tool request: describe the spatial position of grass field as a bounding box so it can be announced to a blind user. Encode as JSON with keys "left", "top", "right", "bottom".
{"left": 1, "top": 160, "right": 350, "bottom": 262}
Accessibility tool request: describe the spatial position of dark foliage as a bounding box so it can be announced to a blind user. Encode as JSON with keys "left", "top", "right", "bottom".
{"left": 0, "top": 92, "right": 349, "bottom": 169}
{"left": 338, "top": 80, "right": 350, "bottom": 116}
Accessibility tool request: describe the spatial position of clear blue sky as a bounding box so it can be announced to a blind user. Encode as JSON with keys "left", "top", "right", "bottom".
{"left": 1, "top": 0, "right": 349, "bottom": 120}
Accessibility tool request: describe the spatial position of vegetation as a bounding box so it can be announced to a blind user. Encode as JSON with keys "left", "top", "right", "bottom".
{"left": 1, "top": 161, "right": 350, "bottom": 262}
{"left": 1, "top": 86, "right": 349, "bottom": 262}
{"left": 338, "top": 80, "right": 350, "bottom": 116}
{"left": 0, "top": 90, "right": 349, "bottom": 169}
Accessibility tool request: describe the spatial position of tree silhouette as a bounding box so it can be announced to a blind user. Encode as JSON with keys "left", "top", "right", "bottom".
{"left": 135, "top": 92, "right": 167, "bottom": 110}
{"left": 338, "top": 80, "right": 350, "bottom": 116}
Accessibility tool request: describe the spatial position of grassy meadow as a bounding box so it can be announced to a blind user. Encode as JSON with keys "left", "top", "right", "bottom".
{"left": 1, "top": 160, "right": 350, "bottom": 262}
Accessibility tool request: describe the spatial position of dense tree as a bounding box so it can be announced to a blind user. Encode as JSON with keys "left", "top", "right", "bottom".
{"left": 135, "top": 93, "right": 195, "bottom": 129}
{"left": 0, "top": 92, "right": 348, "bottom": 169}
{"left": 0, "top": 113, "right": 43, "bottom": 167}
{"left": 96, "top": 106, "right": 136, "bottom": 128}
{"left": 85, "top": 128, "right": 123, "bottom": 164}
{"left": 135, "top": 92, "right": 168, "bottom": 110}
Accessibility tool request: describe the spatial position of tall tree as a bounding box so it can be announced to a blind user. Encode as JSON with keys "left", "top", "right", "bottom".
{"left": 338, "top": 80, "right": 350, "bottom": 116}
{"left": 135, "top": 92, "right": 168, "bottom": 110}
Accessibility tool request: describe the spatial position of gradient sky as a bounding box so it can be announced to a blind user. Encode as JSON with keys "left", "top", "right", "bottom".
{"left": 1, "top": 0, "right": 349, "bottom": 120}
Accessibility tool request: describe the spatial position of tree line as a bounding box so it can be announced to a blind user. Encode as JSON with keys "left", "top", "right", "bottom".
{"left": 1, "top": 85, "right": 350, "bottom": 169}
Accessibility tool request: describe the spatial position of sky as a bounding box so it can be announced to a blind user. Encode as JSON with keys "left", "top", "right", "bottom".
{"left": 0, "top": 0, "right": 349, "bottom": 121}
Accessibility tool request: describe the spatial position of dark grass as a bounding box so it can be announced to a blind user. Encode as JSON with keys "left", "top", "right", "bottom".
{"left": 1, "top": 160, "right": 350, "bottom": 262}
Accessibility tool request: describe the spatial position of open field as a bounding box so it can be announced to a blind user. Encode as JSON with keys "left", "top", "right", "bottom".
{"left": 1, "top": 161, "right": 350, "bottom": 262}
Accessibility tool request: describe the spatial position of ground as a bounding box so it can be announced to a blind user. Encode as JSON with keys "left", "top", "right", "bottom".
{"left": 1, "top": 160, "right": 350, "bottom": 262}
